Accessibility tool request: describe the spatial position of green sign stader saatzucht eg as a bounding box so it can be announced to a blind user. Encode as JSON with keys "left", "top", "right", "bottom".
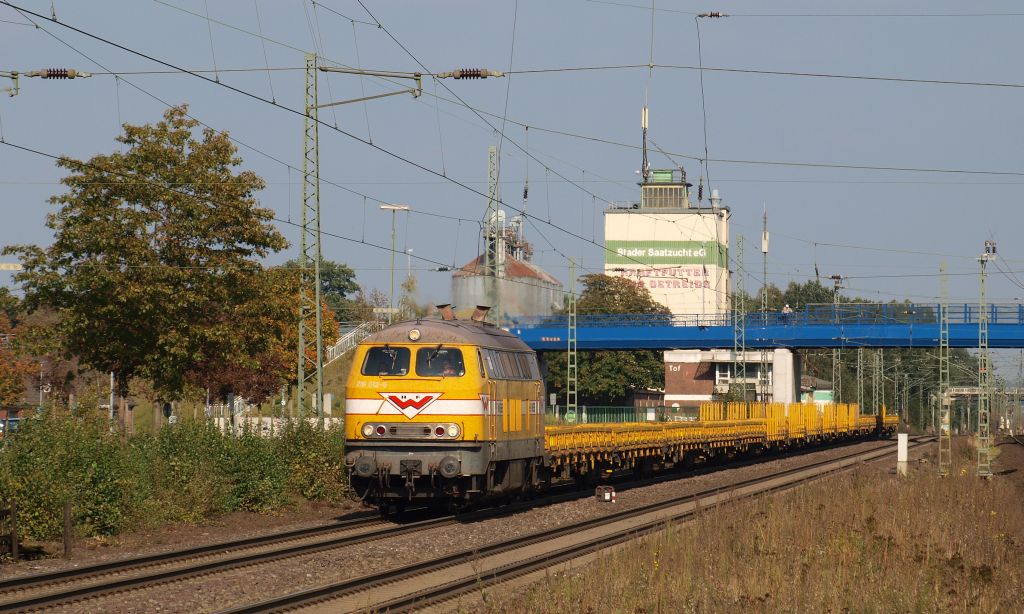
{"left": 604, "top": 240, "right": 728, "bottom": 267}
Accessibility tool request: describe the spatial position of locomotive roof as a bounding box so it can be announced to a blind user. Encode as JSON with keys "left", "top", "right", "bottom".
{"left": 362, "top": 318, "right": 532, "bottom": 351}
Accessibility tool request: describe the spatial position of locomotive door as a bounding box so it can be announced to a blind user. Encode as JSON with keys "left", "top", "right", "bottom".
{"left": 534, "top": 382, "right": 543, "bottom": 436}
{"left": 485, "top": 379, "right": 498, "bottom": 440}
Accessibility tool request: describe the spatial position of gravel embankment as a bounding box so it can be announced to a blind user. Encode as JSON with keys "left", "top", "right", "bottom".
{"left": 60, "top": 438, "right": 910, "bottom": 613}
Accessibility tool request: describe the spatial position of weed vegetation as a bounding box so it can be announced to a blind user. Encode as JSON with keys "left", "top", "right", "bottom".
{"left": 0, "top": 409, "right": 348, "bottom": 540}
{"left": 480, "top": 461, "right": 1024, "bottom": 612}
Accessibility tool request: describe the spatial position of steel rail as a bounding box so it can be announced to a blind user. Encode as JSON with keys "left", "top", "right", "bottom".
{"left": 0, "top": 511, "right": 379, "bottom": 593}
{"left": 219, "top": 437, "right": 928, "bottom": 614}
{"left": 0, "top": 513, "right": 444, "bottom": 612}
{"left": 393, "top": 440, "right": 936, "bottom": 613}
{"left": 0, "top": 433, "right": 899, "bottom": 611}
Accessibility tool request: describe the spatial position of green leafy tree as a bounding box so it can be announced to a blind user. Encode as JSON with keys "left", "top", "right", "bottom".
{"left": 6, "top": 106, "right": 288, "bottom": 411}
{"left": 283, "top": 258, "right": 366, "bottom": 322}
{"left": 546, "top": 275, "right": 669, "bottom": 405}
{"left": 781, "top": 280, "right": 834, "bottom": 310}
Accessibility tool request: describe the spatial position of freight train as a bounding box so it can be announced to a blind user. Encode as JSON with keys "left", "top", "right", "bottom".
{"left": 344, "top": 307, "right": 897, "bottom": 513}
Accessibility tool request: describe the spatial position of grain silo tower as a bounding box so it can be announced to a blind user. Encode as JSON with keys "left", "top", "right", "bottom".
{"left": 452, "top": 147, "right": 562, "bottom": 325}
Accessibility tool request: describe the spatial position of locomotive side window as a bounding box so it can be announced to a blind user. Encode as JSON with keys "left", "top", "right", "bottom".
{"left": 480, "top": 349, "right": 539, "bottom": 380}
{"left": 498, "top": 351, "right": 517, "bottom": 378}
{"left": 526, "top": 355, "right": 541, "bottom": 379}
{"left": 416, "top": 347, "right": 465, "bottom": 377}
{"left": 361, "top": 346, "right": 410, "bottom": 376}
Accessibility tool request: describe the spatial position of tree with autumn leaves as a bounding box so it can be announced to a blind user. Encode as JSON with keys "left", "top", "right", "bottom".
{"left": 6, "top": 106, "right": 336, "bottom": 415}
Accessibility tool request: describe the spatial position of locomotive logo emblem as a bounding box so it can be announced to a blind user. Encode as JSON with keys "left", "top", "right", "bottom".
{"left": 380, "top": 392, "right": 442, "bottom": 419}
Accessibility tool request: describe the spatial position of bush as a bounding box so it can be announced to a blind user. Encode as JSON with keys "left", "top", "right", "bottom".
{"left": 276, "top": 420, "right": 348, "bottom": 501}
{"left": 0, "top": 411, "right": 139, "bottom": 539}
{"left": 0, "top": 413, "right": 348, "bottom": 540}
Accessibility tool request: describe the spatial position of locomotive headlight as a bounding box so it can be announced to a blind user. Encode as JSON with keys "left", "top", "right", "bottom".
{"left": 408, "top": 329, "right": 421, "bottom": 341}
{"left": 361, "top": 423, "right": 373, "bottom": 438}
{"left": 447, "top": 423, "right": 460, "bottom": 438}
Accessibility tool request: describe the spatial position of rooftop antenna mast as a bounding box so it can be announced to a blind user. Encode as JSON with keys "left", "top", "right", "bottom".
{"left": 641, "top": 0, "right": 654, "bottom": 183}
{"left": 641, "top": 106, "right": 650, "bottom": 183}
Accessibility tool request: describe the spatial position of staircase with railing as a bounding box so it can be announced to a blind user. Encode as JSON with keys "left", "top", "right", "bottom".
{"left": 326, "top": 320, "right": 385, "bottom": 365}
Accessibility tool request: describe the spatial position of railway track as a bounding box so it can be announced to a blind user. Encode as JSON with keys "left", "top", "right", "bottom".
{"left": 0, "top": 512, "right": 403, "bottom": 612}
{"left": 0, "top": 435, "right": 907, "bottom": 612}
{"left": 221, "top": 437, "right": 929, "bottom": 614}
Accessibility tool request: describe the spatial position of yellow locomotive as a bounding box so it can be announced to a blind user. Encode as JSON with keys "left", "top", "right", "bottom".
{"left": 345, "top": 306, "right": 898, "bottom": 514}
{"left": 345, "top": 306, "right": 545, "bottom": 511}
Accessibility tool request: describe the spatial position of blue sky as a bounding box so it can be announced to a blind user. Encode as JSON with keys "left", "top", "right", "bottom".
{"left": 3, "top": 0, "right": 1024, "bottom": 373}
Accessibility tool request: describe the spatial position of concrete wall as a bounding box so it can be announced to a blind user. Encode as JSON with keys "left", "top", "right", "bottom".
{"left": 663, "top": 348, "right": 799, "bottom": 408}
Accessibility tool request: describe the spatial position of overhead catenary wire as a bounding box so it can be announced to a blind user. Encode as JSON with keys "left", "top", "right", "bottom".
{"left": 6, "top": 134, "right": 1019, "bottom": 305}
{"left": 45, "top": 11, "right": 1024, "bottom": 180}
{"left": 7, "top": 1, "right": 646, "bottom": 273}
{"left": 9, "top": 2, "right": 1024, "bottom": 302}
{"left": 581, "top": 0, "right": 1024, "bottom": 18}
{"left": 113, "top": 0, "right": 1024, "bottom": 196}
{"left": 202, "top": 0, "right": 220, "bottom": 83}
{"left": 252, "top": 0, "right": 277, "bottom": 103}
{"left": 4, "top": 5, "right": 511, "bottom": 243}
{"left": 349, "top": 18, "right": 374, "bottom": 143}
{"left": 308, "top": 1, "right": 377, "bottom": 27}
{"left": 0, "top": 138, "right": 589, "bottom": 297}
{"left": 493, "top": 0, "right": 519, "bottom": 211}
{"left": 351, "top": 1, "right": 623, "bottom": 216}
{"left": 35, "top": 61, "right": 1024, "bottom": 92}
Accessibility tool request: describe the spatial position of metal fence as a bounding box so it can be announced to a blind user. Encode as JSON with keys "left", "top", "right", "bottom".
{"left": 513, "top": 302, "right": 1024, "bottom": 329}
{"left": 547, "top": 405, "right": 699, "bottom": 424}
{"left": 326, "top": 320, "right": 385, "bottom": 365}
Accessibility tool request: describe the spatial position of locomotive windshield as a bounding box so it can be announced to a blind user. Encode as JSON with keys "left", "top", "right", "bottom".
{"left": 361, "top": 346, "right": 410, "bottom": 376}
{"left": 416, "top": 347, "right": 465, "bottom": 377}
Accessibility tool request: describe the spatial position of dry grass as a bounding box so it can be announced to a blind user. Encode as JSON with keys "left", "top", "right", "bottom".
{"left": 477, "top": 453, "right": 1024, "bottom": 613}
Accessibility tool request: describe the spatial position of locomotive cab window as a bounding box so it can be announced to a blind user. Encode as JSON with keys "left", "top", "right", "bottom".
{"left": 416, "top": 347, "right": 465, "bottom": 377}
{"left": 361, "top": 346, "right": 410, "bottom": 376}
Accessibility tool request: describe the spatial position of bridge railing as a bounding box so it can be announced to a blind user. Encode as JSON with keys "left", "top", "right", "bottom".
{"left": 511, "top": 302, "right": 1024, "bottom": 329}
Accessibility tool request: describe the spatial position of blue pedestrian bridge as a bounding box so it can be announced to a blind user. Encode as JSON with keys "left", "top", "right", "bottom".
{"left": 510, "top": 303, "right": 1024, "bottom": 351}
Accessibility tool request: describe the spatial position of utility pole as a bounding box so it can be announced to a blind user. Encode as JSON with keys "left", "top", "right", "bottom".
{"left": 873, "top": 350, "right": 881, "bottom": 415}
{"left": 483, "top": 146, "right": 504, "bottom": 326}
{"left": 732, "top": 235, "right": 747, "bottom": 401}
{"left": 904, "top": 373, "right": 910, "bottom": 427}
{"left": 380, "top": 204, "right": 410, "bottom": 323}
{"left": 297, "top": 53, "right": 324, "bottom": 423}
{"left": 938, "top": 262, "right": 952, "bottom": 475}
{"left": 830, "top": 274, "right": 843, "bottom": 403}
{"left": 759, "top": 209, "right": 771, "bottom": 402}
{"left": 857, "top": 347, "right": 863, "bottom": 410}
{"left": 294, "top": 62, "right": 497, "bottom": 422}
{"left": 567, "top": 258, "right": 578, "bottom": 420}
{"left": 977, "top": 240, "right": 996, "bottom": 477}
